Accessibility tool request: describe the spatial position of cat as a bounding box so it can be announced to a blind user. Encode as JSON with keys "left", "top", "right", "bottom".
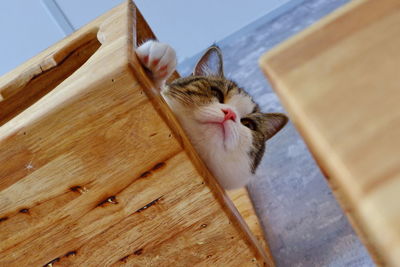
{"left": 136, "top": 40, "right": 288, "bottom": 190}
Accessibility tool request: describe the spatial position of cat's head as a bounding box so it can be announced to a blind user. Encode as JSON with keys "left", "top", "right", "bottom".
{"left": 163, "top": 46, "right": 288, "bottom": 189}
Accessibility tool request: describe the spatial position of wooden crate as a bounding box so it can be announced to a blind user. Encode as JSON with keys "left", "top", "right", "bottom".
{"left": 260, "top": 0, "right": 400, "bottom": 265}
{"left": 0, "top": 1, "right": 273, "bottom": 266}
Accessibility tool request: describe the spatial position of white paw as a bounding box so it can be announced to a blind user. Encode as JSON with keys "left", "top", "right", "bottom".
{"left": 136, "top": 40, "right": 177, "bottom": 83}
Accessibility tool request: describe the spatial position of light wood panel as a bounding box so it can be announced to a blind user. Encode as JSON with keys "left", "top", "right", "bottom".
{"left": 260, "top": 0, "right": 400, "bottom": 266}
{"left": 0, "top": 1, "right": 273, "bottom": 266}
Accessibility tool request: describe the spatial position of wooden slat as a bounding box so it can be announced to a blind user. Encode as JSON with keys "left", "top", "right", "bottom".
{"left": 0, "top": 1, "right": 273, "bottom": 266}
{"left": 228, "top": 188, "right": 275, "bottom": 264}
{"left": 260, "top": 0, "right": 400, "bottom": 266}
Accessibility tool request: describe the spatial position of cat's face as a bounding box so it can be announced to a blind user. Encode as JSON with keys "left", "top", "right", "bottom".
{"left": 163, "top": 47, "right": 287, "bottom": 189}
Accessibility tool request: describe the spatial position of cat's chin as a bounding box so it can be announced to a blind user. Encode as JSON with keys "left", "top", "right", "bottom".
{"left": 164, "top": 103, "right": 254, "bottom": 189}
{"left": 196, "top": 120, "right": 239, "bottom": 151}
{"left": 207, "top": 154, "right": 253, "bottom": 190}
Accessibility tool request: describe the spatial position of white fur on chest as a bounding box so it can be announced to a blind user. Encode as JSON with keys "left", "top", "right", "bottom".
{"left": 163, "top": 91, "right": 254, "bottom": 190}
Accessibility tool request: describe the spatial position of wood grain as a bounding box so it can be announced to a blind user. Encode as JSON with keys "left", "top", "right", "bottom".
{"left": 228, "top": 188, "right": 275, "bottom": 264}
{"left": 260, "top": 0, "right": 400, "bottom": 265}
{"left": 0, "top": 1, "right": 273, "bottom": 266}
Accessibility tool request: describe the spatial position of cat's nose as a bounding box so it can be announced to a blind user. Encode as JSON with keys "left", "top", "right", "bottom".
{"left": 221, "top": 108, "right": 237, "bottom": 122}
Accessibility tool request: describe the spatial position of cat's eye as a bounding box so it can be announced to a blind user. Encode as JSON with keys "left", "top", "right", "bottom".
{"left": 210, "top": 86, "right": 224, "bottom": 103}
{"left": 241, "top": 118, "right": 256, "bottom": 131}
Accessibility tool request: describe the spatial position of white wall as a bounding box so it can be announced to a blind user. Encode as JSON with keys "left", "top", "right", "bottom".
{"left": 54, "top": 0, "right": 124, "bottom": 30}
{"left": 0, "top": 0, "right": 294, "bottom": 76}
{"left": 135, "top": 0, "right": 293, "bottom": 61}
{"left": 54, "top": 0, "right": 292, "bottom": 61}
{"left": 0, "top": 1, "right": 64, "bottom": 75}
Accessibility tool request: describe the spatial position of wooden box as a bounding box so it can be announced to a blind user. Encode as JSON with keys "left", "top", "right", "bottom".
{"left": 0, "top": 1, "right": 273, "bottom": 266}
{"left": 260, "top": 0, "right": 400, "bottom": 265}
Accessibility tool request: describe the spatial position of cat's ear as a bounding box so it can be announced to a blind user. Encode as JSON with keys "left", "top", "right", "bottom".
{"left": 193, "top": 46, "right": 224, "bottom": 77}
{"left": 262, "top": 113, "right": 288, "bottom": 140}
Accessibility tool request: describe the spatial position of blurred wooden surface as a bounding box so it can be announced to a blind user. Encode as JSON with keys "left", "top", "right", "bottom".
{"left": 0, "top": 1, "right": 273, "bottom": 266}
{"left": 260, "top": 0, "right": 400, "bottom": 266}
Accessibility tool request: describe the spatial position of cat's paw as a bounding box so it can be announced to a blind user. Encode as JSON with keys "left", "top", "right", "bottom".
{"left": 136, "top": 40, "right": 177, "bottom": 85}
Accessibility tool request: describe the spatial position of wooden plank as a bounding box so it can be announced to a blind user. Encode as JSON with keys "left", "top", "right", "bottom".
{"left": 0, "top": 1, "right": 273, "bottom": 266}
{"left": 260, "top": 0, "right": 400, "bottom": 265}
{"left": 228, "top": 188, "right": 275, "bottom": 264}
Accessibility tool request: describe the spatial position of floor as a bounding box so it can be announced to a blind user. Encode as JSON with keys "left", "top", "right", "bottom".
{"left": 178, "top": 0, "right": 374, "bottom": 266}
